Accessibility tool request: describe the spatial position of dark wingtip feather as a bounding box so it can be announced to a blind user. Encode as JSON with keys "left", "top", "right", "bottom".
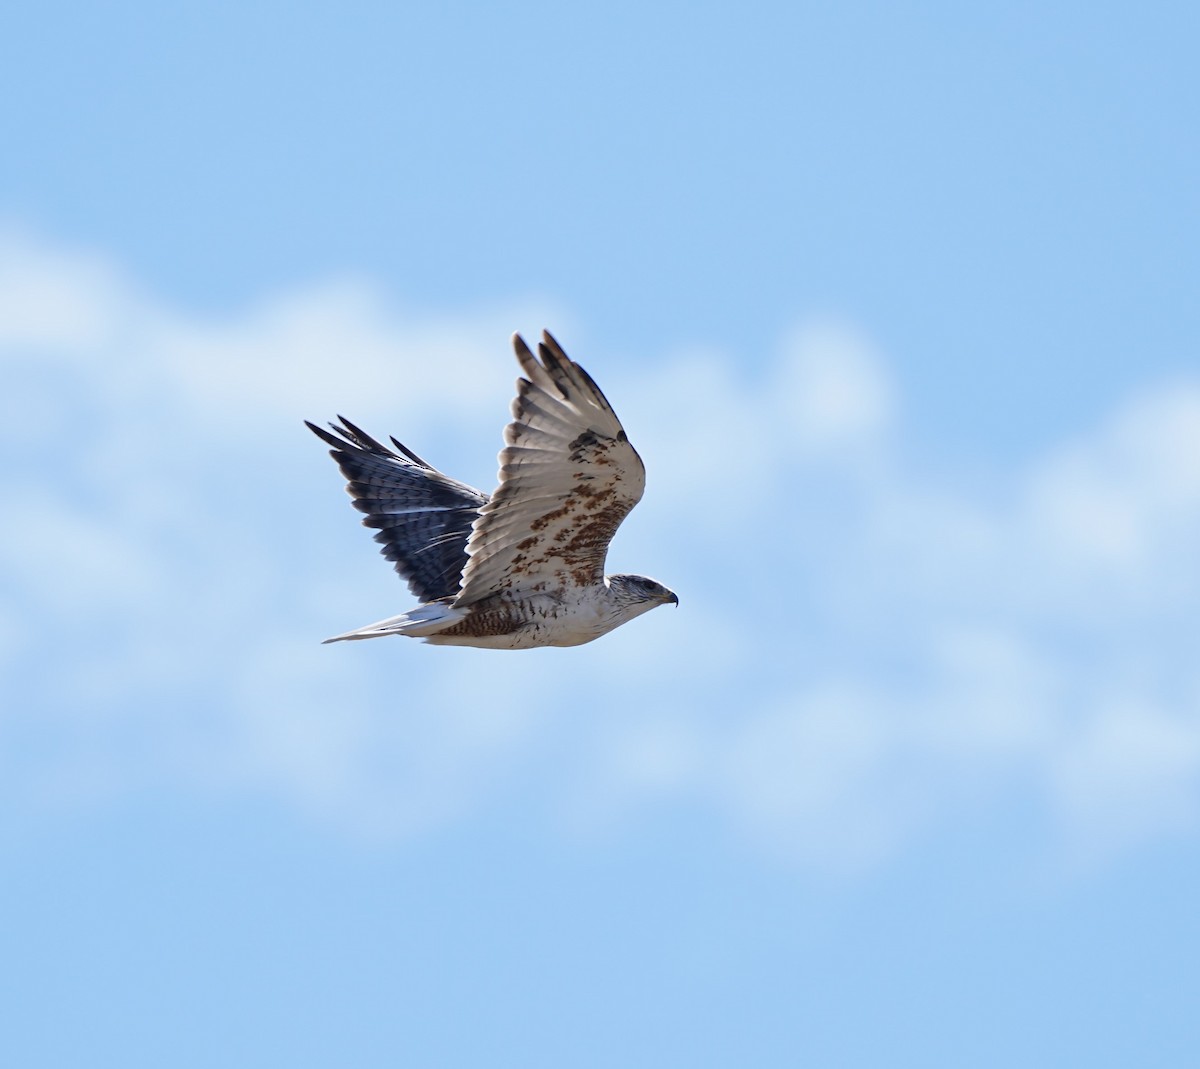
{"left": 512, "top": 332, "right": 540, "bottom": 384}
{"left": 536, "top": 338, "right": 571, "bottom": 392}
{"left": 307, "top": 419, "right": 348, "bottom": 451}
{"left": 537, "top": 331, "right": 597, "bottom": 404}
{"left": 308, "top": 415, "right": 432, "bottom": 469}
{"left": 333, "top": 415, "right": 390, "bottom": 453}
{"left": 388, "top": 435, "right": 431, "bottom": 468}
{"left": 570, "top": 361, "right": 614, "bottom": 412}
{"left": 512, "top": 332, "right": 534, "bottom": 359}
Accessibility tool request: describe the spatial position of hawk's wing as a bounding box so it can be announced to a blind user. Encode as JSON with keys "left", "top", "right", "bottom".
{"left": 454, "top": 331, "right": 646, "bottom": 608}
{"left": 307, "top": 417, "right": 488, "bottom": 603}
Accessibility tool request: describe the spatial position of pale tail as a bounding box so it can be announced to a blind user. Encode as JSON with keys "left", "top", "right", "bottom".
{"left": 321, "top": 602, "right": 466, "bottom": 644}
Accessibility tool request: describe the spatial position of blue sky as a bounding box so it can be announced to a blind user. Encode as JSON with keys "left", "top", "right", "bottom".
{"left": 3, "top": 2, "right": 1199, "bottom": 1066}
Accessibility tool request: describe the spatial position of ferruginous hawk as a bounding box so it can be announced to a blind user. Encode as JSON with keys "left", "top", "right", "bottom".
{"left": 307, "top": 331, "right": 677, "bottom": 648}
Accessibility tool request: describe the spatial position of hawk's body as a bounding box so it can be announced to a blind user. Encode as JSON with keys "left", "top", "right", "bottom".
{"left": 308, "top": 332, "right": 677, "bottom": 648}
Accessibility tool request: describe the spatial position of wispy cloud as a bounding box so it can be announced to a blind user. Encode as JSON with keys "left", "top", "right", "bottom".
{"left": 4, "top": 230, "right": 1198, "bottom": 870}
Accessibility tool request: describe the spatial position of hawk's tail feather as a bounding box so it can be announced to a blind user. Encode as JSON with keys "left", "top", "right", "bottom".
{"left": 321, "top": 602, "right": 466, "bottom": 644}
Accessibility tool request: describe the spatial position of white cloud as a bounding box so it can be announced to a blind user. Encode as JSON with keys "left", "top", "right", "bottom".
{"left": 1051, "top": 698, "right": 1200, "bottom": 854}
{"left": 775, "top": 320, "right": 894, "bottom": 452}
{"left": 155, "top": 280, "right": 553, "bottom": 432}
{"left": 1023, "top": 381, "right": 1200, "bottom": 606}
{"left": 4, "top": 230, "right": 1199, "bottom": 871}
{"left": 0, "top": 226, "right": 132, "bottom": 351}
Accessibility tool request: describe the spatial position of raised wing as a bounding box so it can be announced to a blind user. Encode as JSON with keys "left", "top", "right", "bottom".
{"left": 454, "top": 331, "right": 646, "bottom": 607}
{"left": 307, "top": 417, "right": 488, "bottom": 603}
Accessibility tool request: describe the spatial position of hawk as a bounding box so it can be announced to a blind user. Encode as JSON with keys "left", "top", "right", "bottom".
{"left": 307, "top": 331, "right": 677, "bottom": 648}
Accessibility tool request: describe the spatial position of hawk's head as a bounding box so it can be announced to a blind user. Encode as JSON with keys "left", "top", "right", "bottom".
{"left": 607, "top": 574, "right": 679, "bottom": 611}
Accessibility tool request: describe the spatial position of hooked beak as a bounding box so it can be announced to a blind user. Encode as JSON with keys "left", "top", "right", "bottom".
{"left": 665, "top": 591, "right": 679, "bottom": 607}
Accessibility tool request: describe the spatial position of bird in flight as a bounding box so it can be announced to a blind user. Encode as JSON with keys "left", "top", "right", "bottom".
{"left": 307, "top": 331, "right": 677, "bottom": 648}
